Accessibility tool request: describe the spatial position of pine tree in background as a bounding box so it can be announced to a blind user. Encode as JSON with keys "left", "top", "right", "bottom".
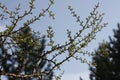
{"left": 89, "top": 42, "right": 112, "bottom": 80}
{"left": 89, "top": 24, "right": 120, "bottom": 80}
{"left": 109, "top": 24, "right": 120, "bottom": 79}
{"left": 0, "top": 26, "right": 53, "bottom": 80}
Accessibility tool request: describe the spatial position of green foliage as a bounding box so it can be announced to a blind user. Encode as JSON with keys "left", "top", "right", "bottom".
{"left": 0, "top": 25, "right": 53, "bottom": 80}
{"left": 89, "top": 42, "right": 111, "bottom": 80}
{"left": 0, "top": 0, "right": 107, "bottom": 80}
{"left": 90, "top": 24, "right": 120, "bottom": 80}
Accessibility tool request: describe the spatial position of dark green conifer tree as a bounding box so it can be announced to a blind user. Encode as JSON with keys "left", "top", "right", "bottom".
{"left": 89, "top": 42, "right": 112, "bottom": 80}
{"left": 0, "top": 26, "right": 53, "bottom": 80}
{"left": 109, "top": 24, "right": 120, "bottom": 79}
{"left": 89, "top": 24, "right": 120, "bottom": 80}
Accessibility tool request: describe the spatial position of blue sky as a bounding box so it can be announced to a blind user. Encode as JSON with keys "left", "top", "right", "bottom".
{"left": 0, "top": 0, "right": 120, "bottom": 80}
